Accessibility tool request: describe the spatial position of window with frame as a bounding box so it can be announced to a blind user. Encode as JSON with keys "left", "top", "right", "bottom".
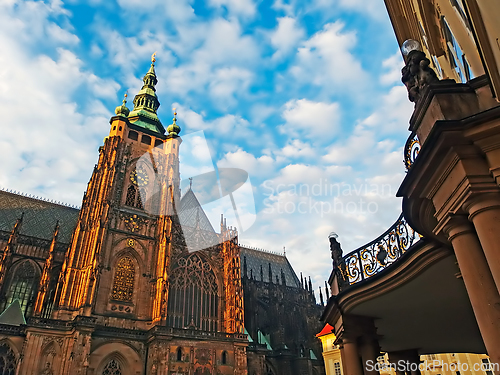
{"left": 441, "top": 17, "right": 468, "bottom": 82}
{"left": 111, "top": 256, "right": 135, "bottom": 302}
{"left": 482, "top": 358, "right": 493, "bottom": 375}
{"left": 127, "top": 131, "right": 138, "bottom": 141}
{"left": 0, "top": 261, "right": 40, "bottom": 316}
{"left": 125, "top": 185, "right": 144, "bottom": 209}
{"left": 450, "top": 0, "right": 471, "bottom": 29}
{"left": 167, "top": 254, "right": 219, "bottom": 331}
{"left": 334, "top": 362, "right": 342, "bottom": 375}
{"left": 0, "top": 343, "right": 17, "bottom": 375}
{"left": 102, "top": 359, "right": 122, "bottom": 375}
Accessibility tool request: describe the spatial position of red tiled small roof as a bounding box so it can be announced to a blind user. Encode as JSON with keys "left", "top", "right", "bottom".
{"left": 316, "top": 323, "right": 334, "bottom": 337}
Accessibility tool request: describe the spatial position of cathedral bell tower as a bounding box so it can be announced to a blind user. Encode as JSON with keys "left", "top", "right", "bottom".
{"left": 53, "top": 53, "right": 182, "bottom": 326}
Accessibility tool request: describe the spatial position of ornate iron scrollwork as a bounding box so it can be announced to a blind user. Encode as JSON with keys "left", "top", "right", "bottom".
{"left": 337, "top": 214, "right": 419, "bottom": 289}
{"left": 404, "top": 132, "right": 421, "bottom": 170}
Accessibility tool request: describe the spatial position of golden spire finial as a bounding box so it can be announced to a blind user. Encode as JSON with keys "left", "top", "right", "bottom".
{"left": 172, "top": 107, "right": 177, "bottom": 124}
{"left": 123, "top": 90, "right": 128, "bottom": 104}
{"left": 151, "top": 51, "right": 157, "bottom": 63}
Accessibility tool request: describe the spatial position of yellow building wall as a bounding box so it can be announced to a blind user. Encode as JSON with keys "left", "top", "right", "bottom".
{"left": 318, "top": 333, "right": 342, "bottom": 375}
{"left": 376, "top": 353, "right": 493, "bottom": 375}
{"left": 316, "top": 333, "right": 492, "bottom": 375}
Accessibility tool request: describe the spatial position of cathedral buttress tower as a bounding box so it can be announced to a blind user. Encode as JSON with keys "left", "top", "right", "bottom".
{"left": 53, "top": 55, "right": 182, "bottom": 326}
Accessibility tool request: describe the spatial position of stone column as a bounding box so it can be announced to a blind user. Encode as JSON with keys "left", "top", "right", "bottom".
{"left": 340, "top": 337, "right": 364, "bottom": 375}
{"left": 359, "top": 336, "right": 380, "bottom": 375}
{"left": 445, "top": 216, "right": 500, "bottom": 368}
{"left": 464, "top": 193, "right": 500, "bottom": 293}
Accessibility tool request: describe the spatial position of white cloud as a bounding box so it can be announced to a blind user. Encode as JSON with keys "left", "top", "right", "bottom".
{"left": 280, "top": 99, "right": 341, "bottom": 140}
{"left": 279, "top": 139, "right": 316, "bottom": 158}
{"left": 208, "top": 0, "right": 257, "bottom": 17}
{"left": 0, "top": 1, "right": 118, "bottom": 205}
{"left": 380, "top": 51, "right": 404, "bottom": 85}
{"left": 46, "top": 23, "right": 80, "bottom": 45}
{"left": 270, "top": 17, "right": 305, "bottom": 61}
{"left": 219, "top": 149, "right": 276, "bottom": 177}
{"left": 311, "top": 0, "right": 387, "bottom": 21}
{"left": 174, "top": 105, "right": 252, "bottom": 137}
{"left": 209, "top": 67, "right": 254, "bottom": 108}
{"left": 290, "top": 21, "right": 367, "bottom": 94}
{"left": 116, "top": 0, "right": 195, "bottom": 22}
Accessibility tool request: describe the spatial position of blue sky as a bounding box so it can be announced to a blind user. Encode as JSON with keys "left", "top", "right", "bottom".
{"left": 0, "top": 0, "right": 415, "bottom": 292}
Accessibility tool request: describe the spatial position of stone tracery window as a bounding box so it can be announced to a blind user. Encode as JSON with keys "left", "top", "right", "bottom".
{"left": 167, "top": 254, "right": 218, "bottom": 331}
{"left": 111, "top": 256, "right": 135, "bottom": 302}
{"left": 125, "top": 185, "right": 144, "bottom": 209}
{"left": 125, "top": 185, "right": 136, "bottom": 207}
{"left": 0, "top": 343, "right": 17, "bottom": 375}
{"left": 102, "top": 359, "right": 122, "bottom": 375}
{"left": 0, "top": 260, "right": 40, "bottom": 316}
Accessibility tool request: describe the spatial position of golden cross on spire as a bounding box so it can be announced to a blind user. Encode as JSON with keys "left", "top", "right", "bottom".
{"left": 172, "top": 107, "right": 177, "bottom": 124}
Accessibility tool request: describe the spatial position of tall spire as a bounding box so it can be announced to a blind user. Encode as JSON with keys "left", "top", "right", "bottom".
{"left": 128, "top": 52, "right": 165, "bottom": 134}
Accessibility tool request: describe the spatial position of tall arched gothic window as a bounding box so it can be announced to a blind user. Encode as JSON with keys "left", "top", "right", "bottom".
{"left": 167, "top": 254, "right": 218, "bottom": 331}
{"left": 111, "top": 256, "right": 135, "bottom": 302}
{"left": 0, "top": 261, "right": 40, "bottom": 316}
{"left": 0, "top": 343, "right": 17, "bottom": 375}
{"left": 125, "top": 185, "right": 143, "bottom": 209}
{"left": 102, "top": 359, "right": 122, "bottom": 375}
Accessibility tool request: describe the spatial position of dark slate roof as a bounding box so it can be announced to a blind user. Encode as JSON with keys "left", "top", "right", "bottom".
{"left": 0, "top": 190, "right": 79, "bottom": 243}
{"left": 240, "top": 247, "right": 301, "bottom": 288}
{"left": 178, "top": 189, "right": 216, "bottom": 233}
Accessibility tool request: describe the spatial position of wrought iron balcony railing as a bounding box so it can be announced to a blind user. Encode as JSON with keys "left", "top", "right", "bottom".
{"left": 404, "top": 132, "right": 421, "bottom": 170}
{"left": 337, "top": 214, "right": 419, "bottom": 290}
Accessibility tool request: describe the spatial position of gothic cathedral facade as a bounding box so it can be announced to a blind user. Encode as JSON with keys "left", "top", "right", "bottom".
{"left": 0, "top": 59, "right": 247, "bottom": 375}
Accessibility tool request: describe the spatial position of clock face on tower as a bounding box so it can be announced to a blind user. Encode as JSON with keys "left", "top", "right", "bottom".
{"left": 130, "top": 167, "right": 149, "bottom": 187}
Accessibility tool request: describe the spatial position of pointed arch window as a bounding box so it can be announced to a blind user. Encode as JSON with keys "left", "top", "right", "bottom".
{"left": 0, "top": 261, "right": 40, "bottom": 316}
{"left": 111, "top": 256, "right": 135, "bottom": 302}
{"left": 102, "top": 359, "right": 122, "bottom": 375}
{"left": 125, "top": 185, "right": 144, "bottom": 209}
{"left": 0, "top": 342, "right": 17, "bottom": 375}
{"left": 167, "top": 254, "right": 219, "bottom": 331}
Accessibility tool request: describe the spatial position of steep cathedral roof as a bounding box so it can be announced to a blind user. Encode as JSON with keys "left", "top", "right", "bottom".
{"left": 179, "top": 189, "right": 216, "bottom": 233}
{"left": 0, "top": 190, "right": 79, "bottom": 243}
{"left": 240, "top": 246, "right": 301, "bottom": 288}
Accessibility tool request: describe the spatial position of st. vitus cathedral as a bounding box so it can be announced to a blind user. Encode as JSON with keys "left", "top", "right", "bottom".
{"left": 0, "top": 58, "right": 325, "bottom": 375}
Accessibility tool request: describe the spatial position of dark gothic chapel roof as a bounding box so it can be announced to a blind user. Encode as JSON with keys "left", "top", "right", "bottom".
{"left": 240, "top": 247, "right": 301, "bottom": 288}
{"left": 0, "top": 190, "right": 79, "bottom": 244}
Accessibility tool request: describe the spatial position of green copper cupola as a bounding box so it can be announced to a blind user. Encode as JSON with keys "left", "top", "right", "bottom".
{"left": 127, "top": 52, "right": 165, "bottom": 134}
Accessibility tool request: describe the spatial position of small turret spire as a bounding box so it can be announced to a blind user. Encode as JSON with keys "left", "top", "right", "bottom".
{"left": 167, "top": 108, "right": 181, "bottom": 136}
{"left": 115, "top": 92, "right": 130, "bottom": 117}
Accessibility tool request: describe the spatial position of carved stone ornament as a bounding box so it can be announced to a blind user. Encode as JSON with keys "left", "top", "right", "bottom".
{"left": 121, "top": 213, "right": 148, "bottom": 233}
{"left": 401, "top": 50, "right": 439, "bottom": 103}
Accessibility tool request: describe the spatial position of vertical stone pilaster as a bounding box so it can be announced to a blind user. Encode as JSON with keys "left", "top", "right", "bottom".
{"left": 444, "top": 216, "right": 500, "bottom": 369}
